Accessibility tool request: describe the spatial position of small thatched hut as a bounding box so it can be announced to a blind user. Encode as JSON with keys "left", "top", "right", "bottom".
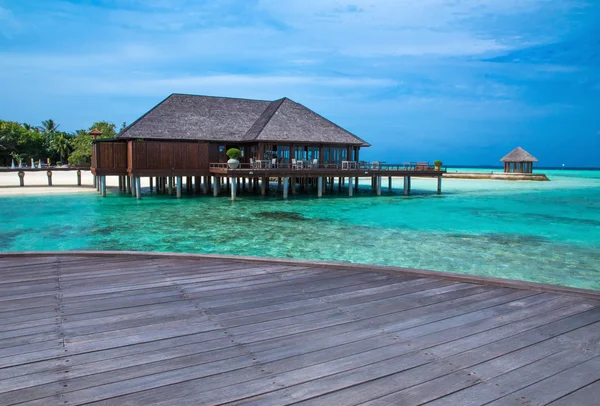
{"left": 500, "top": 147, "right": 538, "bottom": 173}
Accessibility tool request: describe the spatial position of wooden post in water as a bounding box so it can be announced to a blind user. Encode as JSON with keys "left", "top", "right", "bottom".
{"left": 135, "top": 177, "right": 141, "bottom": 199}
{"left": 47, "top": 171, "right": 52, "bottom": 186}
{"left": 213, "top": 176, "right": 219, "bottom": 196}
{"left": 277, "top": 177, "right": 282, "bottom": 192}
{"left": 261, "top": 176, "right": 267, "bottom": 196}
{"left": 149, "top": 177, "right": 153, "bottom": 192}
{"left": 376, "top": 176, "right": 382, "bottom": 196}
{"left": 118, "top": 176, "right": 123, "bottom": 191}
{"left": 77, "top": 170, "right": 82, "bottom": 187}
{"left": 437, "top": 176, "right": 442, "bottom": 194}
{"left": 195, "top": 176, "right": 201, "bottom": 193}
{"left": 168, "top": 177, "right": 173, "bottom": 195}
{"left": 231, "top": 178, "right": 237, "bottom": 201}
{"left": 18, "top": 171, "right": 24, "bottom": 187}
{"left": 355, "top": 177, "right": 359, "bottom": 192}
{"left": 283, "top": 177, "right": 289, "bottom": 199}
{"left": 349, "top": 176, "right": 354, "bottom": 197}
{"left": 338, "top": 177, "right": 342, "bottom": 191}
{"left": 92, "top": 175, "right": 97, "bottom": 188}
{"left": 403, "top": 176, "right": 409, "bottom": 195}
{"left": 388, "top": 176, "right": 392, "bottom": 191}
{"left": 126, "top": 176, "right": 131, "bottom": 194}
{"left": 203, "top": 176, "right": 209, "bottom": 194}
{"left": 176, "top": 177, "right": 182, "bottom": 198}
{"left": 101, "top": 176, "right": 107, "bottom": 197}
{"left": 317, "top": 176, "right": 323, "bottom": 197}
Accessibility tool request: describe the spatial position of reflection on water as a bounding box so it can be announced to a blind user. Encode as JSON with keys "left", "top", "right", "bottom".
{"left": 1, "top": 171, "right": 599, "bottom": 290}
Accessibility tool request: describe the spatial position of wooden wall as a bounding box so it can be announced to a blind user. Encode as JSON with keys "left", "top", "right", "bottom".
{"left": 91, "top": 142, "right": 128, "bottom": 174}
{"left": 129, "top": 141, "right": 211, "bottom": 174}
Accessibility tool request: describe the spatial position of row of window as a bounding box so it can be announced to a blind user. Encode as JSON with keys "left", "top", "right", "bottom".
{"left": 219, "top": 145, "right": 358, "bottom": 163}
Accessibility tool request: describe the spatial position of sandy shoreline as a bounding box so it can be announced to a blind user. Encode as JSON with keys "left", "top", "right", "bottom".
{"left": 0, "top": 170, "right": 155, "bottom": 196}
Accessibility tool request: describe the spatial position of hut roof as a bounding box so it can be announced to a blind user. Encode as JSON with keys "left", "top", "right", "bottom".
{"left": 500, "top": 147, "right": 539, "bottom": 162}
{"left": 118, "top": 94, "right": 370, "bottom": 146}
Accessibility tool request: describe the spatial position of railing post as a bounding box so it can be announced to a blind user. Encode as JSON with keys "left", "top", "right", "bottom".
{"left": 18, "top": 171, "right": 25, "bottom": 187}
{"left": 47, "top": 171, "right": 52, "bottom": 186}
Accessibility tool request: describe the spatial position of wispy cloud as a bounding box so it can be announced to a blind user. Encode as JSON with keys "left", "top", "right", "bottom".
{"left": 0, "top": 0, "right": 598, "bottom": 165}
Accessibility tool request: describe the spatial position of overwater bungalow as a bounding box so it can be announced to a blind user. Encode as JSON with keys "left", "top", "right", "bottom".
{"left": 501, "top": 147, "right": 539, "bottom": 174}
{"left": 91, "top": 94, "right": 445, "bottom": 200}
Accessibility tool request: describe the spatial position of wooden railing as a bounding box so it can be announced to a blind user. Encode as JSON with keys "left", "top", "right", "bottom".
{"left": 209, "top": 162, "right": 446, "bottom": 172}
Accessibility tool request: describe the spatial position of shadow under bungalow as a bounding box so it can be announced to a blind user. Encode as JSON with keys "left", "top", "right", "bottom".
{"left": 91, "top": 94, "right": 445, "bottom": 200}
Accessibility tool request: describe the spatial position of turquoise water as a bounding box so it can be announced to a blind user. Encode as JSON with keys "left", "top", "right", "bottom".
{"left": 1, "top": 169, "right": 599, "bottom": 290}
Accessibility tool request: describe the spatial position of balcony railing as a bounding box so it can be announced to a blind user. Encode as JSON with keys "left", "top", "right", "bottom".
{"left": 209, "top": 161, "right": 445, "bottom": 172}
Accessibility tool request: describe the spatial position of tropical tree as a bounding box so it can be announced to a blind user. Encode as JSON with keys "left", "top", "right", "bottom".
{"left": 51, "top": 133, "right": 72, "bottom": 163}
{"left": 40, "top": 119, "right": 59, "bottom": 134}
{"left": 68, "top": 122, "right": 117, "bottom": 165}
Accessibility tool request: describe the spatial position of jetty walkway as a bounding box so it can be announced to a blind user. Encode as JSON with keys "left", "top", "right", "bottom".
{"left": 0, "top": 252, "right": 598, "bottom": 405}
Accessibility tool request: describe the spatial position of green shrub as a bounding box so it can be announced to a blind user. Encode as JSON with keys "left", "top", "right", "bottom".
{"left": 226, "top": 148, "right": 241, "bottom": 159}
{"left": 434, "top": 160, "right": 443, "bottom": 167}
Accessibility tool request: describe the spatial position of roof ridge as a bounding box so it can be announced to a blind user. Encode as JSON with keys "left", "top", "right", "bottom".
{"left": 241, "top": 98, "right": 286, "bottom": 141}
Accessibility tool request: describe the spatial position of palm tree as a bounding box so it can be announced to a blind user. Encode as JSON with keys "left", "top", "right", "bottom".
{"left": 41, "top": 119, "right": 59, "bottom": 134}
{"left": 51, "top": 133, "right": 71, "bottom": 163}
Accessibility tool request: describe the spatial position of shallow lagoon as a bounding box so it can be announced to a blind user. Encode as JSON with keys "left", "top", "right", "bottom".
{"left": 1, "top": 169, "right": 599, "bottom": 290}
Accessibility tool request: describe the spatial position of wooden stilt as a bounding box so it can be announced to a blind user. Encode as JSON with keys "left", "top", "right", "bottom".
{"left": 118, "top": 176, "right": 123, "bottom": 191}
{"left": 349, "top": 175, "right": 354, "bottom": 197}
{"left": 135, "top": 177, "right": 141, "bottom": 199}
{"left": 213, "top": 176, "right": 219, "bottom": 196}
{"left": 101, "top": 176, "right": 107, "bottom": 197}
{"left": 261, "top": 176, "right": 267, "bottom": 196}
{"left": 317, "top": 176, "right": 323, "bottom": 197}
{"left": 93, "top": 175, "right": 97, "bottom": 188}
{"left": 355, "top": 177, "right": 359, "bottom": 191}
{"left": 149, "top": 177, "right": 153, "bottom": 192}
{"left": 131, "top": 177, "right": 136, "bottom": 197}
{"left": 77, "top": 170, "right": 82, "bottom": 187}
{"left": 338, "top": 177, "right": 342, "bottom": 191}
{"left": 231, "top": 178, "right": 237, "bottom": 201}
{"left": 403, "top": 176, "right": 409, "bottom": 195}
{"left": 437, "top": 176, "right": 442, "bottom": 194}
{"left": 126, "top": 176, "right": 131, "bottom": 194}
{"left": 388, "top": 176, "right": 392, "bottom": 190}
{"left": 283, "top": 177, "right": 289, "bottom": 199}
{"left": 195, "top": 176, "right": 201, "bottom": 193}
{"left": 277, "top": 177, "right": 282, "bottom": 191}
{"left": 376, "top": 176, "right": 382, "bottom": 196}
{"left": 203, "top": 176, "right": 209, "bottom": 194}
{"left": 176, "top": 176, "right": 182, "bottom": 198}
{"left": 168, "top": 177, "right": 173, "bottom": 195}
{"left": 47, "top": 171, "right": 52, "bottom": 186}
{"left": 291, "top": 178, "right": 296, "bottom": 195}
{"left": 18, "top": 171, "right": 24, "bottom": 187}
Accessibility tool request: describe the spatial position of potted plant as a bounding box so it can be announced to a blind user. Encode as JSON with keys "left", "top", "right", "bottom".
{"left": 434, "top": 160, "right": 443, "bottom": 171}
{"left": 226, "top": 148, "right": 241, "bottom": 169}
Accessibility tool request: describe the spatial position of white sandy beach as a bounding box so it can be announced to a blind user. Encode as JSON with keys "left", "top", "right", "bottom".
{"left": 0, "top": 170, "right": 149, "bottom": 196}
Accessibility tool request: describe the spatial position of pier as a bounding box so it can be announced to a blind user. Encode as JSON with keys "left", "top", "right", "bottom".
{"left": 0, "top": 252, "right": 598, "bottom": 405}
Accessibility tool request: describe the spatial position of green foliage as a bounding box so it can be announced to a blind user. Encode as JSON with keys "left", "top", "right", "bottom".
{"left": 0, "top": 119, "right": 119, "bottom": 167}
{"left": 226, "top": 148, "right": 241, "bottom": 159}
{"left": 434, "top": 160, "right": 443, "bottom": 167}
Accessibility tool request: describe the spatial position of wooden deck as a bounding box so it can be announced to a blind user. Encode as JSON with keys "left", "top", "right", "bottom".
{"left": 0, "top": 253, "right": 598, "bottom": 405}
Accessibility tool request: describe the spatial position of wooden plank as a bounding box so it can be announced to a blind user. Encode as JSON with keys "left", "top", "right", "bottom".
{"left": 486, "top": 356, "right": 600, "bottom": 406}
{"left": 548, "top": 381, "right": 600, "bottom": 406}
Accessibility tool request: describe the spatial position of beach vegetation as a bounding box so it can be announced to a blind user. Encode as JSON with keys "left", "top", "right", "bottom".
{"left": 226, "top": 148, "right": 241, "bottom": 159}
{"left": 0, "top": 119, "right": 119, "bottom": 167}
{"left": 434, "top": 160, "right": 443, "bottom": 167}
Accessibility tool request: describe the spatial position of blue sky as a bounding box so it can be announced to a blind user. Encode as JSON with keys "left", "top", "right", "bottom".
{"left": 1, "top": 0, "right": 598, "bottom": 166}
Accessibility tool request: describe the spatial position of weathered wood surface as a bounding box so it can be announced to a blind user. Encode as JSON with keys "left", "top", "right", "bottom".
{"left": 0, "top": 255, "right": 597, "bottom": 405}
